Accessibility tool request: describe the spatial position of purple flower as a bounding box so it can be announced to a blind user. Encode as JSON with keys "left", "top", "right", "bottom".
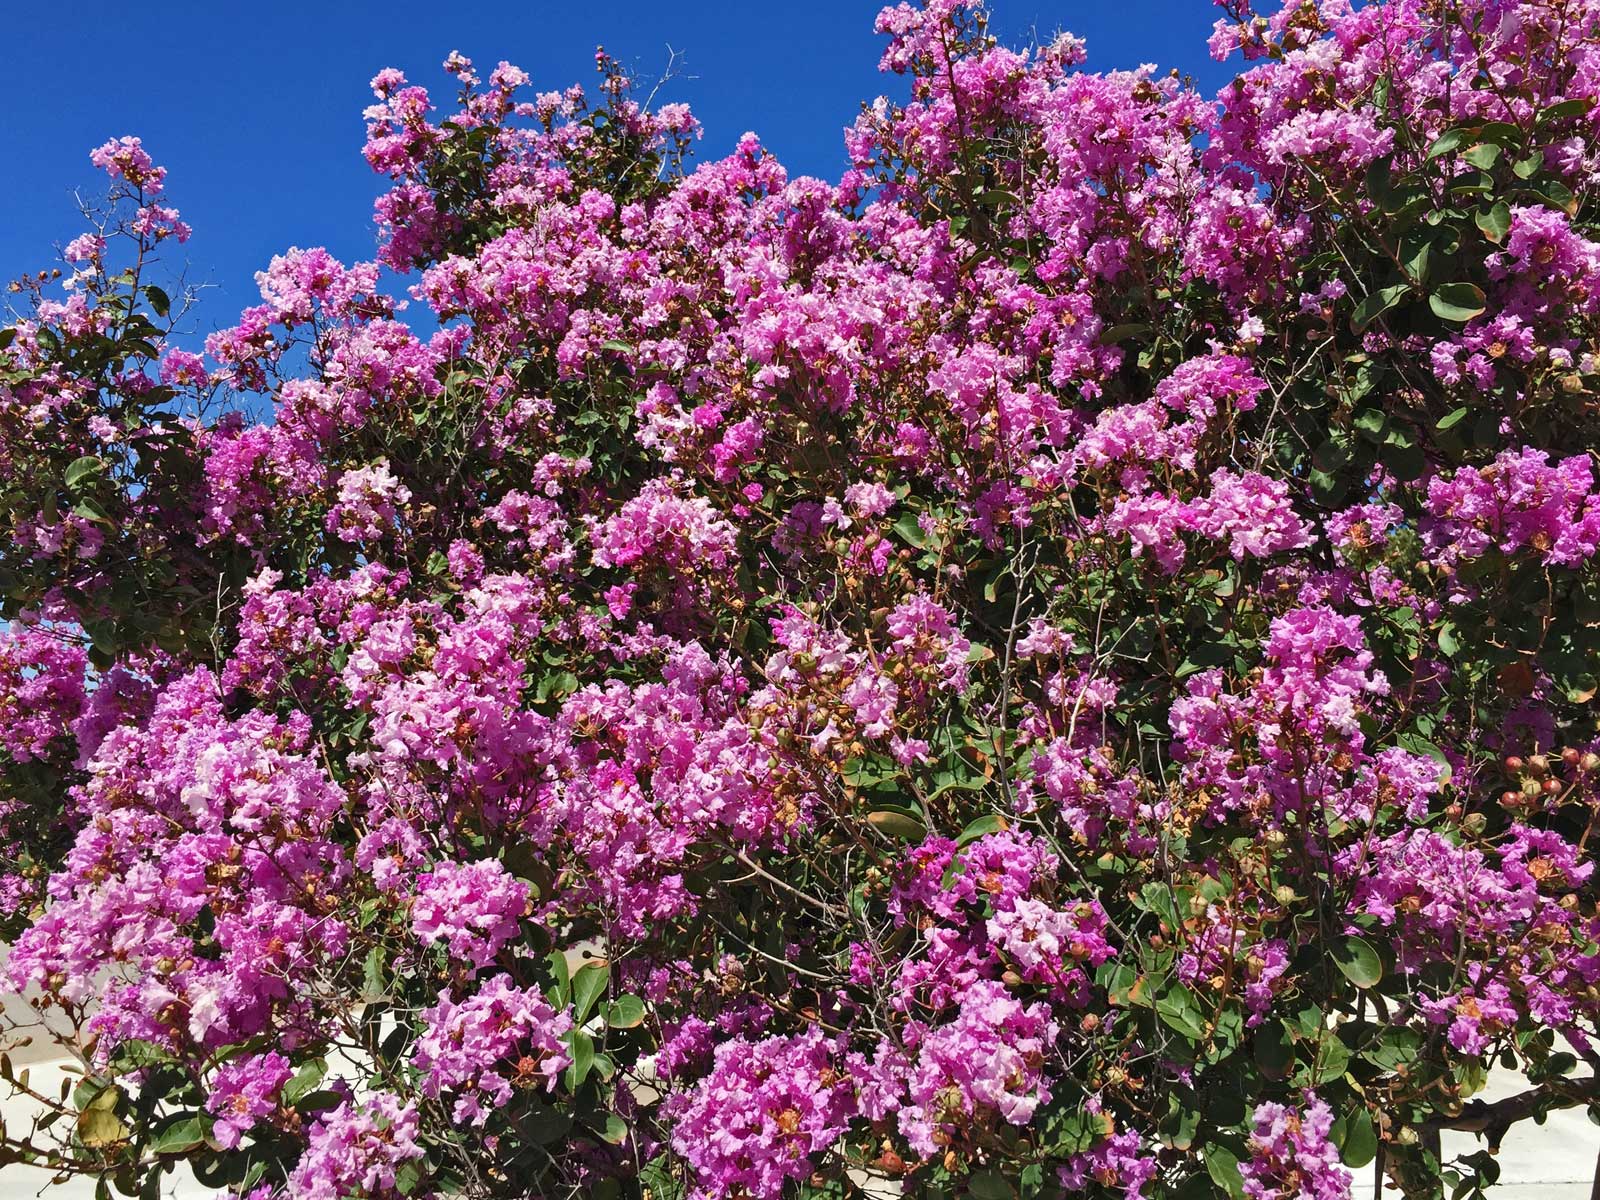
{"left": 411, "top": 859, "right": 528, "bottom": 971}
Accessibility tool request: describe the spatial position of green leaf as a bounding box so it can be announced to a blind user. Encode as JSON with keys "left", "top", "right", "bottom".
{"left": 1537, "top": 98, "right": 1591, "bottom": 126}
{"left": 394, "top": 1159, "right": 425, "bottom": 1196}
{"left": 1475, "top": 200, "right": 1511, "bottom": 243}
{"left": 1436, "top": 406, "right": 1471, "bottom": 432}
{"left": 563, "top": 1029, "right": 596, "bottom": 1090}
{"left": 604, "top": 994, "right": 647, "bottom": 1029}
{"left": 1255, "top": 1021, "right": 1295, "bottom": 1080}
{"left": 955, "top": 813, "right": 1005, "bottom": 847}
{"left": 1475, "top": 121, "right": 1524, "bottom": 147}
{"left": 1353, "top": 408, "right": 1388, "bottom": 440}
{"left": 1438, "top": 621, "right": 1460, "bottom": 657}
{"left": 1426, "top": 128, "right": 1469, "bottom": 159}
{"left": 866, "top": 807, "right": 927, "bottom": 841}
{"left": 842, "top": 756, "right": 897, "bottom": 787}
{"left": 966, "top": 1170, "right": 1014, "bottom": 1199}
{"left": 1380, "top": 439, "right": 1426, "bottom": 482}
{"left": 535, "top": 669, "right": 580, "bottom": 703}
{"left": 1402, "top": 238, "right": 1434, "bottom": 285}
{"left": 107, "top": 1040, "right": 172, "bottom": 1075}
{"left": 1429, "top": 282, "right": 1487, "bottom": 323}
{"left": 144, "top": 286, "right": 171, "bottom": 319}
{"left": 361, "top": 946, "right": 387, "bottom": 1001}
{"left": 1045, "top": 1106, "right": 1114, "bottom": 1155}
{"left": 593, "top": 1113, "right": 629, "bottom": 1146}
{"left": 293, "top": 1089, "right": 346, "bottom": 1116}
{"left": 64, "top": 456, "right": 105, "bottom": 490}
{"left": 525, "top": 1104, "right": 573, "bottom": 1145}
{"left": 1158, "top": 1098, "right": 1202, "bottom": 1150}
{"left": 1155, "top": 986, "right": 1208, "bottom": 1041}
{"left": 1351, "top": 283, "right": 1409, "bottom": 332}
{"left": 546, "top": 948, "right": 572, "bottom": 1005}
{"left": 1308, "top": 1029, "right": 1353, "bottom": 1085}
{"left": 599, "top": 340, "right": 634, "bottom": 354}
{"left": 76, "top": 1086, "right": 127, "bottom": 1149}
{"left": 1332, "top": 936, "right": 1383, "bottom": 988}
{"left": 1337, "top": 1109, "right": 1379, "bottom": 1169}
{"left": 282, "top": 1059, "right": 327, "bottom": 1106}
{"left": 893, "top": 511, "right": 930, "bottom": 549}
{"left": 1463, "top": 143, "right": 1501, "bottom": 170}
{"left": 1365, "top": 1025, "right": 1423, "bottom": 1071}
{"left": 148, "top": 1114, "right": 208, "bottom": 1155}
{"left": 1525, "top": 175, "right": 1578, "bottom": 214}
{"left": 571, "top": 960, "right": 610, "bottom": 1025}
{"left": 73, "top": 497, "right": 113, "bottom": 525}
{"left": 1364, "top": 155, "right": 1393, "bottom": 204}
{"left": 1206, "top": 1145, "right": 1247, "bottom": 1199}
{"left": 1098, "top": 323, "right": 1150, "bottom": 345}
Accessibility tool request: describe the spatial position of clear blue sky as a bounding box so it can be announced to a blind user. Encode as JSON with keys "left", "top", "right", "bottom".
{"left": 4, "top": 1, "right": 1230, "bottom": 329}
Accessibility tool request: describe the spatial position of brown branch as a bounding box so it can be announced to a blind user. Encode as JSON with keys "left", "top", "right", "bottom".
{"left": 1424, "top": 1074, "right": 1600, "bottom": 1149}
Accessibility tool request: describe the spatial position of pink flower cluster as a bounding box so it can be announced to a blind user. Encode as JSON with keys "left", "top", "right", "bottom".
{"left": 1424, "top": 448, "right": 1600, "bottom": 567}
{"left": 413, "top": 976, "right": 574, "bottom": 1123}
{"left": 668, "top": 1030, "right": 853, "bottom": 1200}
{"left": 1241, "top": 1096, "right": 1350, "bottom": 1200}
{"left": 410, "top": 859, "right": 530, "bottom": 971}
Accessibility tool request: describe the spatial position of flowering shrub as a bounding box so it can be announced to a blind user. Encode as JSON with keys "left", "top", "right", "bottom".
{"left": 3, "top": 1, "right": 1600, "bottom": 1197}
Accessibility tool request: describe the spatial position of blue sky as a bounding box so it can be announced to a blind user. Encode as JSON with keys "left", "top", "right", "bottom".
{"left": 4, "top": 1, "right": 1230, "bottom": 330}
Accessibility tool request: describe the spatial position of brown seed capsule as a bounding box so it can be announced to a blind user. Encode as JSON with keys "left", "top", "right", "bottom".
{"left": 1505, "top": 755, "right": 1525, "bottom": 773}
{"left": 1565, "top": 747, "right": 1583, "bottom": 767}
{"left": 875, "top": 1150, "right": 907, "bottom": 1176}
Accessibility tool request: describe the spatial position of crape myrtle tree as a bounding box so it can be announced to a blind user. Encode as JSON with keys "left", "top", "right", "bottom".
{"left": 2, "top": 0, "right": 1600, "bottom": 1196}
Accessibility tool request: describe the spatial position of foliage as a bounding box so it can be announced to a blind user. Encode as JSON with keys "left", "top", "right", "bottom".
{"left": 3, "top": 2, "right": 1600, "bottom": 1198}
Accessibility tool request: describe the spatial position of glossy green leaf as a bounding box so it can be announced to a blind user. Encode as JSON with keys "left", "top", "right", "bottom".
{"left": 1475, "top": 200, "right": 1511, "bottom": 243}
{"left": 64, "top": 456, "right": 105, "bottom": 490}
{"left": 1332, "top": 936, "right": 1383, "bottom": 988}
{"left": 1206, "top": 1145, "right": 1247, "bottom": 1199}
{"left": 1351, "top": 283, "right": 1409, "bottom": 331}
{"left": 1429, "top": 282, "right": 1487, "bottom": 322}
{"left": 1337, "top": 1109, "right": 1379, "bottom": 1168}
{"left": 563, "top": 1029, "right": 596, "bottom": 1090}
{"left": 148, "top": 1114, "right": 208, "bottom": 1155}
{"left": 571, "top": 960, "right": 610, "bottom": 1025}
{"left": 866, "top": 808, "right": 927, "bottom": 840}
{"left": 955, "top": 813, "right": 1006, "bottom": 847}
{"left": 604, "top": 994, "right": 647, "bottom": 1029}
